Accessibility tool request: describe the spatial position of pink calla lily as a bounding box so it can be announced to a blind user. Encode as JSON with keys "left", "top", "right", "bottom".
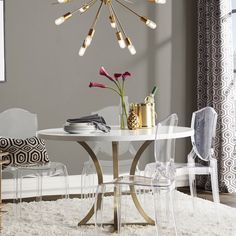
{"left": 89, "top": 82, "right": 107, "bottom": 88}
{"left": 99, "top": 66, "right": 114, "bottom": 82}
{"left": 114, "top": 73, "right": 122, "bottom": 80}
{"left": 122, "top": 72, "right": 131, "bottom": 80}
{"left": 89, "top": 67, "right": 133, "bottom": 129}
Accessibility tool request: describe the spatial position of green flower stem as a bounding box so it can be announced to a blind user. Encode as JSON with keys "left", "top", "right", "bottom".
{"left": 121, "top": 91, "right": 128, "bottom": 119}
{"left": 122, "top": 79, "right": 125, "bottom": 93}
{"left": 107, "top": 87, "right": 121, "bottom": 96}
{"left": 112, "top": 80, "right": 122, "bottom": 95}
{"left": 117, "top": 80, "right": 122, "bottom": 92}
{"left": 120, "top": 79, "right": 127, "bottom": 119}
{"left": 106, "top": 81, "right": 128, "bottom": 129}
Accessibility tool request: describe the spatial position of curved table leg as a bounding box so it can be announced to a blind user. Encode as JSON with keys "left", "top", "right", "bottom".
{"left": 129, "top": 140, "right": 155, "bottom": 225}
{"left": 77, "top": 141, "right": 103, "bottom": 226}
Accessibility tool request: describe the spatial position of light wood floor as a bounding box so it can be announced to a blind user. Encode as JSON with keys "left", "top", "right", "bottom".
{"left": 178, "top": 187, "right": 236, "bottom": 208}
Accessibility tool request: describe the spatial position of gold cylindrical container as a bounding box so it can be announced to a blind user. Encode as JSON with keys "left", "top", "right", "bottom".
{"left": 151, "top": 103, "right": 156, "bottom": 127}
{"left": 137, "top": 103, "right": 156, "bottom": 128}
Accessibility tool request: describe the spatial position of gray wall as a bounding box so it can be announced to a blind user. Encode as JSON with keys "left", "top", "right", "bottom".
{"left": 0, "top": 0, "right": 197, "bottom": 175}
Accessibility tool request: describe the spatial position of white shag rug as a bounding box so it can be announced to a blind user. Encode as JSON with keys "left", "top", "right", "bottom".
{"left": 2, "top": 191, "right": 236, "bottom": 236}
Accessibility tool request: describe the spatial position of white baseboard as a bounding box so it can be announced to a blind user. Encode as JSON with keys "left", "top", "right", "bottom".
{"left": 2, "top": 174, "right": 189, "bottom": 200}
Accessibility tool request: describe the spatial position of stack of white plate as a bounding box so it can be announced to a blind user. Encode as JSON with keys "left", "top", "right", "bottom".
{"left": 64, "top": 122, "right": 97, "bottom": 134}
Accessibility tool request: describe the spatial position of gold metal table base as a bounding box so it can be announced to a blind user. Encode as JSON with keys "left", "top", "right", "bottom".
{"left": 77, "top": 142, "right": 103, "bottom": 226}
{"left": 129, "top": 141, "right": 155, "bottom": 225}
{"left": 77, "top": 140, "right": 154, "bottom": 229}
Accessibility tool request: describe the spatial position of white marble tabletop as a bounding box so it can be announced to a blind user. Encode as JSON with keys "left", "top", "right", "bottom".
{"left": 37, "top": 126, "right": 194, "bottom": 142}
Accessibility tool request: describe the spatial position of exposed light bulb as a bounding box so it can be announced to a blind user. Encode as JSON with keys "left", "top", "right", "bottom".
{"left": 125, "top": 38, "right": 136, "bottom": 55}
{"left": 55, "top": 12, "right": 72, "bottom": 25}
{"left": 116, "top": 32, "right": 126, "bottom": 49}
{"left": 79, "top": 4, "right": 90, "bottom": 13}
{"left": 118, "top": 39, "right": 126, "bottom": 49}
{"left": 128, "top": 44, "right": 136, "bottom": 55}
{"left": 140, "top": 17, "right": 157, "bottom": 29}
{"left": 79, "top": 46, "right": 86, "bottom": 56}
{"left": 111, "top": 22, "right": 116, "bottom": 28}
{"left": 155, "top": 0, "right": 166, "bottom": 3}
{"left": 78, "top": 42, "right": 87, "bottom": 56}
{"left": 57, "top": 0, "right": 70, "bottom": 3}
{"left": 55, "top": 17, "right": 65, "bottom": 25}
{"left": 148, "top": 0, "right": 166, "bottom": 3}
{"left": 146, "top": 19, "right": 157, "bottom": 29}
{"left": 84, "top": 29, "right": 95, "bottom": 47}
{"left": 109, "top": 16, "right": 116, "bottom": 29}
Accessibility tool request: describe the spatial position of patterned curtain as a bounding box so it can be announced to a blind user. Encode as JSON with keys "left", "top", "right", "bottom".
{"left": 197, "top": 0, "right": 236, "bottom": 192}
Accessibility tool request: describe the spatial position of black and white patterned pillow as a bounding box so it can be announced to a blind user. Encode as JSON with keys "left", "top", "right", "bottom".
{"left": 0, "top": 136, "right": 50, "bottom": 168}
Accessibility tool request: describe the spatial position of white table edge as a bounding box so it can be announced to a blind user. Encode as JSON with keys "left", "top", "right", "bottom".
{"left": 37, "top": 126, "right": 194, "bottom": 142}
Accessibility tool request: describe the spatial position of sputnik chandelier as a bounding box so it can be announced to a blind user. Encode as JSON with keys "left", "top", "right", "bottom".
{"left": 55, "top": 0, "right": 166, "bottom": 56}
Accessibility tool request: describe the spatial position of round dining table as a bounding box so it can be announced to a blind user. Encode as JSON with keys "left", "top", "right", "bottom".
{"left": 37, "top": 126, "right": 194, "bottom": 230}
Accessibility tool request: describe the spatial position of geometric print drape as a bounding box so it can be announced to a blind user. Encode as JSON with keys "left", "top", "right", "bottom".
{"left": 197, "top": 0, "right": 236, "bottom": 192}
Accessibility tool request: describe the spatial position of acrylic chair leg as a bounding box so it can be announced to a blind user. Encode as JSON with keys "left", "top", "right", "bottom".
{"left": 63, "top": 165, "right": 69, "bottom": 199}
{"left": 13, "top": 170, "right": 19, "bottom": 219}
{"left": 16, "top": 169, "right": 24, "bottom": 220}
{"left": 153, "top": 187, "right": 178, "bottom": 236}
{"left": 94, "top": 184, "right": 106, "bottom": 236}
{"left": 36, "top": 171, "right": 43, "bottom": 202}
{"left": 153, "top": 188, "right": 163, "bottom": 236}
{"left": 210, "top": 160, "right": 220, "bottom": 204}
{"left": 169, "top": 190, "right": 178, "bottom": 236}
{"left": 188, "top": 151, "right": 197, "bottom": 213}
{"left": 153, "top": 188, "right": 167, "bottom": 236}
{"left": 165, "top": 190, "right": 171, "bottom": 221}
{"left": 13, "top": 170, "right": 18, "bottom": 204}
{"left": 18, "top": 169, "right": 23, "bottom": 220}
{"left": 210, "top": 163, "right": 220, "bottom": 224}
{"left": 211, "top": 172, "right": 220, "bottom": 203}
{"left": 188, "top": 170, "right": 197, "bottom": 213}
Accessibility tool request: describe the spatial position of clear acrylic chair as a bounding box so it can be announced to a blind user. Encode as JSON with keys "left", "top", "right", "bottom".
{"left": 94, "top": 114, "right": 179, "bottom": 236}
{"left": 0, "top": 108, "right": 69, "bottom": 203}
{"left": 81, "top": 104, "right": 139, "bottom": 204}
{"left": 145, "top": 107, "right": 219, "bottom": 211}
{"left": 175, "top": 107, "right": 219, "bottom": 207}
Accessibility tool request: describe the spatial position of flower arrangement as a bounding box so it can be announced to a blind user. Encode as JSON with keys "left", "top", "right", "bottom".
{"left": 89, "top": 66, "right": 131, "bottom": 129}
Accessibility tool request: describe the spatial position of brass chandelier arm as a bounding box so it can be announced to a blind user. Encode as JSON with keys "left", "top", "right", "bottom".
{"left": 108, "top": 4, "right": 120, "bottom": 32}
{"left": 72, "top": 0, "right": 97, "bottom": 15}
{"left": 78, "top": 0, "right": 103, "bottom": 55}
{"left": 107, "top": 4, "right": 126, "bottom": 49}
{"left": 54, "top": 0, "right": 98, "bottom": 25}
{"left": 108, "top": 4, "right": 117, "bottom": 28}
{"left": 110, "top": 2, "right": 136, "bottom": 55}
{"left": 91, "top": 1, "right": 104, "bottom": 28}
{"left": 114, "top": 0, "right": 157, "bottom": 29}
{"left": 114, "top": 0, "right": 141, "bottom": 18}
{"left": 109, "top": 2, "right": 128, "bottom": 38}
